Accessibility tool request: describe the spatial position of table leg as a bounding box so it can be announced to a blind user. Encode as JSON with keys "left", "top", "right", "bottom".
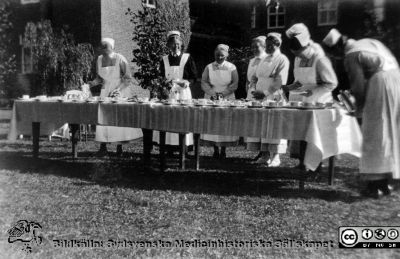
{"left": 194, "top": 133, "right": 200, "bottom": 171}
{"left": 70, "top": 124, "right": 80, "bottom": 159}
{"left": 328, "top": 156, "right": 335, "bottom": 185}
{"left": 179, "top": 133, "right": 186, "bottom": 170}
{"left": 159, "top": 131, "right": 166, "bottom": 172}
{"left": 142, "top": 129, "right": 153, "bottom": 170}
{"left": 32, "top": 122, "right": 40, "bottom": 158}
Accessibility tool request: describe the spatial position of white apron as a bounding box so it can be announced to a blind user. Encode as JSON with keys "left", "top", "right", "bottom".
{"left": 245, "top": 57, "right": 287, "bottom": 150}
{"left": 153, "top": 53, "right": 193, "bottom": 146}
{"left": 202, "top": 62, "right": 238, "bottom": 144}
{"left": 290, "top": 56, "right": 333, "bottom": 103}
{"left": 95, "top": 54, "right": 143, "bottom": 142}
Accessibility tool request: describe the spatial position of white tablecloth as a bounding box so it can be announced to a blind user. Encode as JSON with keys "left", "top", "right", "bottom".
{"left": 98, "top": 103, "right": 362, "bottom": 170}
{"left": 9, "top": 101, "right": 362, "bottom": 170}
{"left": 8, "top": 101, "right": 98, "bottom": 140}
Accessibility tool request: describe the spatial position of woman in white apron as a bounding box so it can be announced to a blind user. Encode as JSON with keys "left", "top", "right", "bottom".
{"left": 246, "top": 33, "right": 289, "bottom": 167}
{"left": 343, "top": 39, "right": 400, "bottom": 198}
{"left": 152, "top": 31, "right": 197, "bottom": 153}
{"left": 200, "top": 44, "right": 239, "bottom": 159}
{"left": 88, "top": 38, "right": 142, "bottom": 156}
{"left": 246, "top": 36, "right": 268, "bottom": 100}
{"left": 284, "top": 24, "right": 337, "bottom": 104}
{"left": 284, "top": 24, "right": 338, "bottom": 169}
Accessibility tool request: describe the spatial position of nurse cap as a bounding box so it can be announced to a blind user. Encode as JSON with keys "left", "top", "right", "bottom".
{"left": 323, "top": 28, "right": 342, "bottom": 47}
{"left": 286, "top": 23, "right": 311, "bottom": 47}
{"left": 101, "top": 38, "right": 115, "bottom": 49}
{"left": 216, "top": 44, "right": 229, "bottom": 53}
{"left": 167, "top": 30, "right": 181, "bottom": 39}
{"left": 252, "top": 35, "right": 267, "bottom": 42}
{"left": 267, "top": 32, "right": 282, "bottom": 45}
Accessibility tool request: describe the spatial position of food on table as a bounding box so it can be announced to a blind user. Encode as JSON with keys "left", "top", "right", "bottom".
{"left": 262, "top": 100, "right": 278, "bottom": 107}
{"left": 249, "top": 100, "right": 262, "bottom": 107}
{"left": 325, "top": 102, "right": 334, "bottom": 108}
{"left": 288, "top": 101, "right": 304, "bottom": 107}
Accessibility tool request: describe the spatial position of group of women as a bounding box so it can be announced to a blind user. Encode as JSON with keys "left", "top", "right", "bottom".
{"left": 87, "top": 22, "right": 400, "bottom": 198}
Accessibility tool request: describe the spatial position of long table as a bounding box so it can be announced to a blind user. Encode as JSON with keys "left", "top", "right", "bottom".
{"left": 8, "top": 100, "right": 362, "bottom": 187}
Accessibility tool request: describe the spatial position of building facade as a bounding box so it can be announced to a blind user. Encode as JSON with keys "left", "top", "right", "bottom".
{"left": 9, "top": 0, "right": 151, "bottom": 97}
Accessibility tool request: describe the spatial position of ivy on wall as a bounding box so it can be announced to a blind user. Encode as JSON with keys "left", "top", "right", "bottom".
{"left": 0, "top": 1, "right": 17, "bottom": 100}
{"left": 126, "top": 0, "right": 191, "bottom": 99}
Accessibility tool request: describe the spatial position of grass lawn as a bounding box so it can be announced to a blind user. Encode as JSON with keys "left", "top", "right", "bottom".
{"left": 0, "top": 138, "right": 400, "bottom": 258}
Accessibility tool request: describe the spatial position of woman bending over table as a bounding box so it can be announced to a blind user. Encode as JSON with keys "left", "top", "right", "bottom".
{"left": 152, "top": 31, "right": 198, "bottom": 154}
{"left": 245, "top": 33, "right": 289, "bottom": 167}
{"left": 88, "top": 38, "right": 142, "bottom": 157}
{"left": 343, "top": 38, "right": 400, "bottom": 198}
{"left": 284, "top": 23, "right": 338, "bottom": 170}
{"left": 200, "top": 44, "right": 239, "bottom": 159}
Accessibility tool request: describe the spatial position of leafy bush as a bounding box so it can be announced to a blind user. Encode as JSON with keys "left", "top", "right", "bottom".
{"left": 229, "top": 46, "right": 252, "bottom": 99}
{"left": 126, "top": 0, "right": 191, "bottom": 99}
{"left": 0, "top": 1, "right": 17, "bottom": 100}
{"left": 23, "top": 20, "right": 95, "bottom": 96}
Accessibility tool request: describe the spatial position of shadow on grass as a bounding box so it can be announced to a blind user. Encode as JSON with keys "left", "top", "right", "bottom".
{"left": 0, "top": 148, "right": 362, "bottom": 203}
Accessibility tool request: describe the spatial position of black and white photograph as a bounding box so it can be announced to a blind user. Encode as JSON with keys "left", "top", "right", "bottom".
{"left": 0, "top": 0, "right": 400, "bottom": 257}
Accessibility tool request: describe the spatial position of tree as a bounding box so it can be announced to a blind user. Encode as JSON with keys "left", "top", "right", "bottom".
{"left": 23, "top": 20, "right": 94, "bottom": 95}
{"left": 126, "top": 0, "right": 191, "bottom": 99}
{"left": 0, "top": 1, "right": 17, "bottom": 100}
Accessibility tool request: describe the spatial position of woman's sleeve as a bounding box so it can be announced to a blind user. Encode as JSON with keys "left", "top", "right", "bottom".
{"left": 266, "top": 56, "right": 290, "bottom": 95}
{"left": 201, "top": 65, "right": 215, "bottom": 96}
{"left": 91, "top": 56, "right": 103, "bottom": 85}
{"left": 312, "top": 56, "right": 338, "bottom": 98}
{"left": 344, "top": 52, "right": 367, "bottom": 109}
{"left": 183, "top": 55, "right": 198, "bottom": 82}
{"left": 119, "top": 54, "right": 133, "bottom": 87}
{"left": 160, "top": 57, "right": 166, "bottom": 78}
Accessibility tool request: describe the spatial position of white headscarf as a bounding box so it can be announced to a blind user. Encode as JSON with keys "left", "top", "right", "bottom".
{"left": 101, "top": 38, "right": 115, "bottom": 49}
{"left": 286, "top": 23, "right": 311, "bottom": 47}
{"left": 216, "top": 44, "right": 229, "bottom": 54}
{"left": 322, "top": 28, "right": 342, "bottom": 47}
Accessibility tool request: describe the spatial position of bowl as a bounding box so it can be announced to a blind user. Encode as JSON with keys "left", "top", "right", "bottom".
{"left": 288, "top": 101, "right": 303, "bottom": 107}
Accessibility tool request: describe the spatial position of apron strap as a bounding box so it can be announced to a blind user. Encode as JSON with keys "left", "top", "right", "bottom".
{"left": 162, "top": 55, "right": 170, "bottom": 78}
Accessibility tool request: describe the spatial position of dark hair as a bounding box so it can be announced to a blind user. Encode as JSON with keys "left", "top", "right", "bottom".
{"left": 288, "top": 37, "right": 303, "bottom": 51}
{"left": 266, "top": 36, "right": 281, "bottom": 48}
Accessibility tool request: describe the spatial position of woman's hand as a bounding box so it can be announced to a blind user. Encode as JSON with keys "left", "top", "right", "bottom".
{"left": 282, "top": 81, "right": 302, "bottom": 92}
{"left": 109, "top": 88, "right": 121, "bottom": 98}
{"left": 87, "top": 81, "right": 95, "bottom": 88}
{"left": 175, "top": 80, "right": 190, "bottom": 88}
{"left": 299, "top": 89, "right": 313, "bottom": 97}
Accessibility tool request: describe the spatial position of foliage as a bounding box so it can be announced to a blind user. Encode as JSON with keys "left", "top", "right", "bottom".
{"left": 126, "top": 1, "right": 191, "bottom": 99}
{"left": 229, "top": 46, "right": 252, "bottom": 99}
{"left": 23, "top": 20, "right": 94, "bottom": 95}
{"left": 157, "top": 0, "right": 191, "bottom": 51}
{"left": 0, "top": 1, "right": 17, "bottom": 99}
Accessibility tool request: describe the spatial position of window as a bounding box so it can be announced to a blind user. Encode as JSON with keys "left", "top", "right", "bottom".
{"left": 318, "top": 0, "right": 338, "bottom": 26}
{"left": 267, "top": 5, "right": 285, "bottom": 29}
{"left": 251, "top": 5, "right": 257, "bottom": 29}
{"left": 142, "top": 0, "right": 156, "bottom": 9}
{"left": 19, "top": 35, "right": 34, "bottom": 74}
{"left": 21, "top": 0, "right": 40, "bottom": 4}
